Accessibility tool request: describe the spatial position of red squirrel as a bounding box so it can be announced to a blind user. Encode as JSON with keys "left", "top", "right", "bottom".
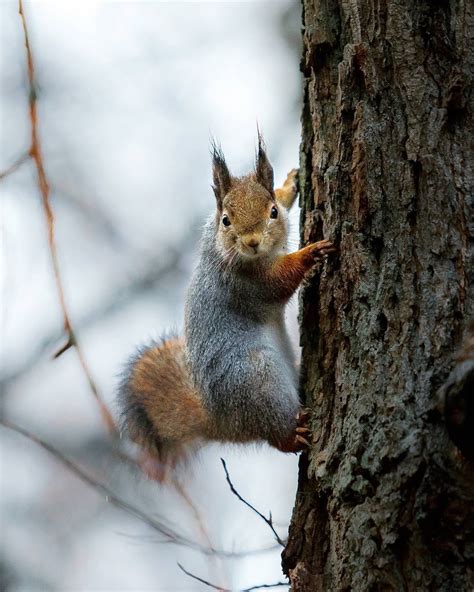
{"left": 118, "top": 136, "right": 335, "bottom": 477}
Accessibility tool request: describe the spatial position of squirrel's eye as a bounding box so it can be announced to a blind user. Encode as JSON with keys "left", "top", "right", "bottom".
{"left": 270, "top": 206, "right": 278, "bottom": 219}
{"left": 222, "top": 215, "right": 231, "bottom": 227}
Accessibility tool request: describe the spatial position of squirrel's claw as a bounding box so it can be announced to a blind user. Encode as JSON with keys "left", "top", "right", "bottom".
{"left": 297, "top": 408, "right": 312, "bottom": 425}
{"left": 295, "top": 434, "right": 311, "bottom": 447}
{"left": 274, "top": 417, "right": 312, "bottom": 453}
{"left": 274, "top": 408, "right": 313, "bottom": 453}
{"left": 295, "top": 409, "right": 312, "bottom": 448}
{"left": 310, "top": 239, "right": 337, "bottom": 259}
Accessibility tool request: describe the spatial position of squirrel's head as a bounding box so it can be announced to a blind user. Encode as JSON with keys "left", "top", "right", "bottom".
{"left": 212, "top": 135, "right": 293, "bottom": 262}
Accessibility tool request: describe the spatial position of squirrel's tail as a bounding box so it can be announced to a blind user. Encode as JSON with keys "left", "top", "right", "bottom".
{"left": 118, "top": 336, "right": 208, "bottom": 480}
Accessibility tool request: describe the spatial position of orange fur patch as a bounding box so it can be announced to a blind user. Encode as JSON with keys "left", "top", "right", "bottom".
{"left": 130, "top": 338, "right": 209, "bottom": 443}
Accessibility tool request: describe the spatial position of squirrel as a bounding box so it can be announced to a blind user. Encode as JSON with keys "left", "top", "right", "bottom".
{"left": 118, "top": 135, "right": 335, "bottom": 478}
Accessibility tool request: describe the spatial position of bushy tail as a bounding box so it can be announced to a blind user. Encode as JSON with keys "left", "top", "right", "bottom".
{"left": 118, "top": 336, "right": 209, "bottom": 479}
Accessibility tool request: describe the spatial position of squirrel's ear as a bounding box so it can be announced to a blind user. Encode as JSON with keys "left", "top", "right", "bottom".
{"left": 211, "top": 142, "right": 232, "bottom": 211}
{"left": 255, "top": 133, "right": 274, "bottom": 194}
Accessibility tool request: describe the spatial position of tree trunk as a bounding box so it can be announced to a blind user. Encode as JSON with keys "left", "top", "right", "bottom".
{"left": 283, "top": 1, "right": 473, "bottom": 590}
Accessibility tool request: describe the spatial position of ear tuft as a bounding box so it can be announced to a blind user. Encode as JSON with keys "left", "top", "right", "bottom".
{"left": 211, "top": 139, "right": 232, "bottom": 210}
{"left": 255, "top": 131, "right": 274, "bottom": 194}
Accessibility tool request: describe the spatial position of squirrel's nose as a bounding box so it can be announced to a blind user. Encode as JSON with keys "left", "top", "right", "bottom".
{"left": 243, "top": 236, "right": 261, "bottom": 250}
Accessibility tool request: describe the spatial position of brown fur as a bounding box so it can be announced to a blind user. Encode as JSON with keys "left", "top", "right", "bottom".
{"left": 275, "top": 168, "right": 298, "bottom": 209}
{"left": 266, "top": 240, "right": 337, "bottom": 302}
{"left": 224, "top": 178, "right": 272, "bottom": 232}
{"left": 126, "top": 338, "right": 209, "bottom": 460}
{"left": 216, "top": 174, "right": 289, "bottom": 260}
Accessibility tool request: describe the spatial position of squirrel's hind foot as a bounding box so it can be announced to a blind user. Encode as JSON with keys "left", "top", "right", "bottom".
{"left": 272, "top": 408, "right": 312, "bottom": 453}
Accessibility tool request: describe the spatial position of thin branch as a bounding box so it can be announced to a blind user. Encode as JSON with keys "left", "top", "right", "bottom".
{"left": 0, "top": 245, "right": 184, "bottom": 389}
{"left": 0, "top": 419, "right": 278, "bottom": 559}
{"left": 221, "top": 458, "right": 285, "bottom": 547}
{"left": 178, "top": 563, "right": 288, "bottom": 592}
{"left": 172, "top": 478, "right": 226, "bottom": 586}
{"left": 0, "top": 152, "right": 30, "bottom": 180}
{"left": 172, "top": 477, "right": 217, "bottom": 555}
{"left": 116, "top": 531, "right": 280, "bottom": 558}
{"left": 53, "top": 336, "right": 74, "bottom": 358}
{"left": 1, "top": 418, "right": 191, "bottom": 545}
{"left": 52, "top": 183, "right": 130, "bottom": 248}
{"left": 17, "top": 0, "right": 115, "bottom": 432}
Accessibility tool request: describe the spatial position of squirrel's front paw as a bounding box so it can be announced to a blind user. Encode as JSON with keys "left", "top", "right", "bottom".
{"left": 309, "top": 239, "right": 337, "bottom": 260}
{"left": 283, "top": 168, "right": 298, "bottom": 192}
{"left": 275, "top": 168, "right": 299, "bottom": 209}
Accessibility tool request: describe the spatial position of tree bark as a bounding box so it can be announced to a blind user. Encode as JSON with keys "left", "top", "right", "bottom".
{"left": 283, "top": 1, "right": 473, "bottom": 590}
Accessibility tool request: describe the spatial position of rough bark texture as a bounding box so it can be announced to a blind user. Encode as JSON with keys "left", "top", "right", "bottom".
{"left": 283, "top": 1, "right": 473, "bottom": 590}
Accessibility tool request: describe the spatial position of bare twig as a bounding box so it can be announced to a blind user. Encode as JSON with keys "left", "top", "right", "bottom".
{"left": 172, "top": 478, "right": 216, "bottom": 552}
{"left": 221, "top": 458, "right": 285, "bottom": 546}
{"left": 172, "top": 478, "right": 227, "bottom": 586}
{"left": 0, "top": 419, "right": 278, "bottom": 558}
{"left": 178, "top": 563, "right": 288, "bottom": 592}
{"left": 0, "top": 152, "right": 30, "bottom": 180}
{"left": 53, "top": 336, "right": 74, "bottom": 358}
{"left": 117, "top": 532, "right": 279, "bottom": 558}
{"left": 0, "top": 246, "right": 185, "bottom": 390}
{"left": 52, "top": 183, "right": 129, "bottom": 248}
{"left": 17, "top": 0, "right": 115, "bottom": 432}
{"left": 1, "top": 418, "right": 191, "bottom": 545}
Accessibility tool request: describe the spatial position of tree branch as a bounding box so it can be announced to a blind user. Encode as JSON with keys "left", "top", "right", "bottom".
{"left": 178, "top": 563, "right": 288, "bottom": 592}
{"left": 0, "top": 419, "right": 279, "bottom": 559}
{"left": 221, "top": 458, "right": 285, "bottom": 547}
{"left": 1, "top": 418, "right": 191, "bottom": 544}
{"left": 0, "top": 245, "right": 185, "bottom": 390}
{"left": 17, "top": 0, "right": 115, "bottom": 432}
{"left": 0, "top": 152, "right": 30, "bottom": 180}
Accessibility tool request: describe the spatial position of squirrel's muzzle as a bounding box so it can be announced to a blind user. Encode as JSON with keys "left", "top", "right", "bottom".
{"left": 241, "top": 234, "right": 262, "bottom": 255}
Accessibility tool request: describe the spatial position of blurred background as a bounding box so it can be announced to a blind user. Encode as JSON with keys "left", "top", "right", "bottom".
{"left": 0, "top": 1, "right": 303, "bottom": 590}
